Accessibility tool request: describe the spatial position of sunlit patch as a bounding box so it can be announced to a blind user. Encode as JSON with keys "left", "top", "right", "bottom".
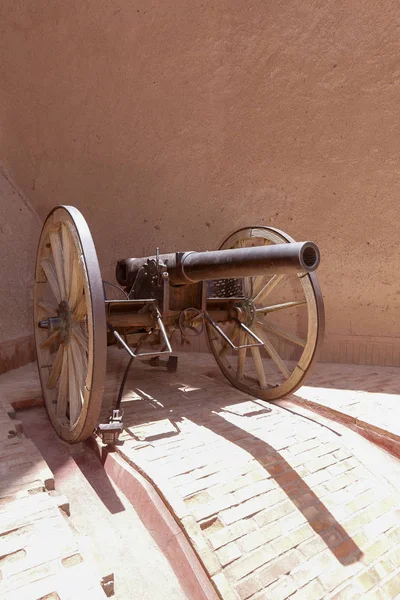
{"left": 127, "top": 418, "right": 180, "bottom": 441}
{"left": 295, "top": 386, "right": 365, "bottom": 407}
{"left": 219, "top": 400, "right": 272, "bottom": 417}
{"left": 171, "top": 383, "right": 203, "bottom": 393}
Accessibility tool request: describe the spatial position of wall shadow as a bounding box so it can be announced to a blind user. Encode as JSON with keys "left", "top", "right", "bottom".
{"left": 18, "top": 406, "right": 125, "bottom": 514}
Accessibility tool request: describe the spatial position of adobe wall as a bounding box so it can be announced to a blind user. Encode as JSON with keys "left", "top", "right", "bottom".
{"left": 1, "top": 1, "right": 399, "bottom": 365}
{"left": 0, "top": 166, "right": 41, "bottom": 371}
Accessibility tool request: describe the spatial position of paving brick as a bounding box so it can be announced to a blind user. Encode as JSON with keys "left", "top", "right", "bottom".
{"left": 381, "top": 572, "right": 400, "bottom": 598}
{"left": 253, "top": 500, "right": 296, "bottom": 528}
{"left": 315, "top": 442, "right": 343, "bottom": 458}
{"left": 209, "top": 471, "right": 264, "bottom": 499}
{"left": 283, "top": 448, "right": 323, "bottom": 469}
{"left": 341, "top": 506, "right": 378, "bottom": 536}
{"left": 301, "top": 505, "right": 336, "bottom": 533}
{"left": 280, "top": 511, "right": 307, "bottom": 533}
{"left": 319, "top": 526, "right": 349, "bottom": 549}
{"left": 217, "top": 541, "right": 242, "bottom": 567}
{"left": 333, "top": 538, "right": 364, "bottom": 562}
{"left": 224, "top": 545, "right": 275, "bottom": 582}
{"left": 361, "top": 537, "right": 395, "bottom": 565}
{"left": 374, "top": 556, "right": 395, "bottom": 579}
{"left": 307, "top": 453, "right": 338, "bottom": 474}
{"left": 271, "top": 524, "right": 313, "bottom": 556}
{"left": 212, "top": 572, "right": 241, "bottom": 600}
{"left": 292, "top": 491, "right": 315, "bottom": 510}
{"left": 258, "top": 549, "right": 304, "bottom": 587}
{"left": 374, "top": 495, "right": 399, "bottom": 514}
{"left": 235, "top": 573, "right": 262, "bottom": 600}
{"left": 387, "top": 525, "right": 400, "bottom": 544}
{"left": 262, "top": 461, "right": 288, "bottom": 476}
{"left": 292, "top": 549, "right": 338, "bottom": 588}
{"left": 349, "top": 479, "right": 374, "bottom": 498}
{"left": 303, "top": 467, "right": 335, "bottom": 487}
{"left": 193, "top": 493, "right": 238, "bottom": 522}
{"left": 319, "top": 561, "right": 363, "bottom": 593}
{"left": 328, "top": 457, "right": 360, "bottom": 476}
{"left": 237, "top": 522, "right": 282, "bottom": 553}
{"left": 355, "top": 566, "right": 382, "bottom": 593}
{"left": 364, "top": 511, "right": 400, "bottom": 538}
{"left": 275, "top": 470, "right": 303, "bottom": 489}
{"left": 346, "top": 489, "right": 376, "bottom": 513}
{"left": 288, "top": 438, "right": 321, "bottom": 456}
{"left": 233, "top": 478, "right": 275, "bottom": 503}
{"left": 387, "top": 545, "right": 400, "bottom": 568}
{"left": 221, "top": 493, "right": 273, "bottom": 525}
{"left": 328, "top": 582, "right": 363, "bottom": 599}
{"left": 332, "top": 448, "right": 353, "bottom": 461}
{"left": 325, "top": 471, "right": 359, "bottom": 494}
{"left": 262, "top": 574, "right": 297, "bottom": 600}
{"left": 208, "top": 519, "right": 257, "bottom": 550}
{"left": 297, "top": 536, "right": 327, "bottom": 560}
{"left": 323, "top": 488, "right": 353, "bottom": 511}
{"left": 290, "top": 578, "right": 325, "bottom": 600}
{"left": 364, "top": 587, "right": 390, "bottom": 600}
{"left": 184, "top": 490, "right": 211, "bottom": 507}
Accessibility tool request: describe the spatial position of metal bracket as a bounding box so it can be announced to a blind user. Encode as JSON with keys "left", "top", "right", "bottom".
{"left": 204, "top": 313, "right": 264, "bottom": 350}
{"left": 98, "top": 409, "right": 124, "bottom": 446}
{"left": 108, "top": 308, "right": 172, "bottom": 359}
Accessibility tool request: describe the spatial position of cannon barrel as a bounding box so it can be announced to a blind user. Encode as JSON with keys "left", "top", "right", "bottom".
{"left": 116, "top": 241, "right": 320, "bottom": 287}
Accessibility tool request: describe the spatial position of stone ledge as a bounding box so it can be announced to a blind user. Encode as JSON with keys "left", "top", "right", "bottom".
{"left": 87, "top": 439, "right": 220, "bottom": 600}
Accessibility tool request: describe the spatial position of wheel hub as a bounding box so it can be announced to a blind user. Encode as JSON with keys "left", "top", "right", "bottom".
{"left": 38, "top": 300, "right": 72, "bottom": 343}
{"left": 232, "top": 298, "right": 256, "bottom": 328}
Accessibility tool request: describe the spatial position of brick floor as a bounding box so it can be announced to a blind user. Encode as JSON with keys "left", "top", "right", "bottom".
{"left": 3, "top": 351, "right": 400, "bottom": 599}
{"left": 97, "top": 349, "right": 400, "bottom": 599}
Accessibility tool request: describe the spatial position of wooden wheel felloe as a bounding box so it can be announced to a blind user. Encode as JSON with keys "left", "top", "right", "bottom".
{"left": 34, "top": 206, "right": 107, "bottom": 443}
{"left": 205, "top": 227, "right": 325, "bottom": 400}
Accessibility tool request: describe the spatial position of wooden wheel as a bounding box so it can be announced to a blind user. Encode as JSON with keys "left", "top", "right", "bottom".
{"left": 34, "top": 206, "right": 107, "bottom": 443}
{"left": 205, "top": 227, "right": 325, "bottom": 400}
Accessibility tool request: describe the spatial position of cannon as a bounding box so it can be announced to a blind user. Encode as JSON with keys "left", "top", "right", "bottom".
{"left": 34, "top": 206, "right": 324, "bottom": 443}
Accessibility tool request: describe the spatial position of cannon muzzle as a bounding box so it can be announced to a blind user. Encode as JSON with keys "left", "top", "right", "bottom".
{"left": 116, "top": 241, "right": 320, "bottom": 287}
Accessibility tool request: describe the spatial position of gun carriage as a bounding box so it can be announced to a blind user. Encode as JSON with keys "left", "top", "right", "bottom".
{"left": 34, "top": 206, "right": 324, "bottom": 443}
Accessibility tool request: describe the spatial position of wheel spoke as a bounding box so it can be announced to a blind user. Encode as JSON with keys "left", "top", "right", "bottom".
{"left": 253, "top": 274, "right": 285, "bottom": 305}
{"left": 40, "top": 258, "right": 61, "bottom": 303}
{"left": 56, "top": 347, "right": 69, "bottom": 417}
{"left": 256, "top": 300, "right": 307, "bottom": 314}
{"left": 69, "top": 253, "right": 84, "bottom": 311}
{"left": 40, "top": 330, "right": 60, "bottom": 349}
{"left": 38, "top": 300, "right": 57, "bottom": 315}
{"left": 49, "top": 230, "right": 66, "bottom": 300}
{"left": 254, "top": 326, "right": 290, "bottom": 379}
{"left": 258, "top": 320, "right": 306, "bottom": 347}
{"left": 72, "top": 295, "right": 87, "bottom": 322}
{"left": 67, "top": 344, "right": 84, "bottom": 425}
{"left": 250, "top": 345, "right": 269, "bottom": 389}
{"left": 72, "top": 324, "right": 89, "bottom": 354}
{"left": 236, "top": 330, "right": 247, "bottom": 380}
{"left": 61, "top": 224, "right": 73, "bottom": 298}
{"left": 71, "top": 336, "right": 88, "bottom": 392}
{"left": 47, "top": 344, "right": 64, "bottom": 388}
